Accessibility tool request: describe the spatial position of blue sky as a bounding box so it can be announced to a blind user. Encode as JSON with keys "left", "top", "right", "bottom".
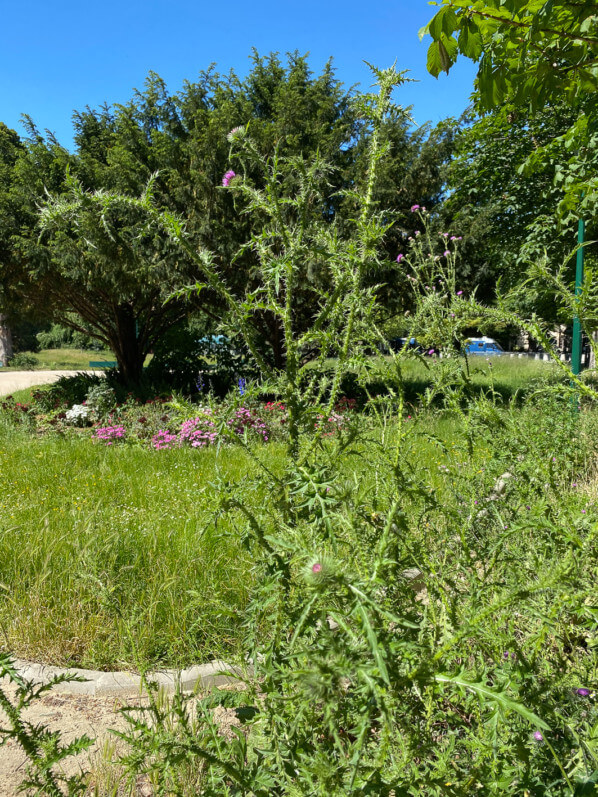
{"left": 2, "top": 0, "right": 477, "bottom": 148}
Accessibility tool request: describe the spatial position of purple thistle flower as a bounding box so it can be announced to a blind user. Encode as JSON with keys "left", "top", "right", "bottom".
{"left": 576, "top": 688, "right": 591, "bottom": 696}
{"left": 428, "top": 349, "right": 434, "bottom": 355}
{"left": 312, "top": 562, "right": 322, "bottom": 573}
{"left": 444, "top": 250, "right": 450, "bottom": 257}
{"left": 396, "top": 253, "right": 405, "bottom": 262}
{"left": 456, "top": 290, "right": 463, "bottom": 296}
{"left": 533, "top": 731, "right": 544, "bottom": 742}
{"left": 222, "top": 169, "right": 236, "bottom": 187}
{"left": 410, "top": 204, "right": 420, "bottom": 212}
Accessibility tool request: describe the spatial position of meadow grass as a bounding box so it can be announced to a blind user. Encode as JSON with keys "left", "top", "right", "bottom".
{"left": 0, "top": 348, "right": 114, "bottom": 371}
{"left": 0, "top": 348, "right": 154, "bottom": 371}
{"left": 1, "top": 392, "right": 593, "bottom": 671}
{"left": 0, "top": 429, "right": 287, "bottom": 669}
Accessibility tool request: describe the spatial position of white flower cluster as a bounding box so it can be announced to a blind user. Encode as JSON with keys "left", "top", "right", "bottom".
{"left": 65, "top": 404, "right": 89, "bottom": 426}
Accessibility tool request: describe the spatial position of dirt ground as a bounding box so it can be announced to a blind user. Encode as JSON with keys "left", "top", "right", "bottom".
{"left": 0, "top": 680, "right": 243, "bottom": 796}
{"left": 0, "top": 681, "right": 136, "bottom": 796}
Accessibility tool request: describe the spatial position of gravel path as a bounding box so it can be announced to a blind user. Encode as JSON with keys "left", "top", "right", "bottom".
{"left": 0, "top": 370, "right": 100, "bottom": 397}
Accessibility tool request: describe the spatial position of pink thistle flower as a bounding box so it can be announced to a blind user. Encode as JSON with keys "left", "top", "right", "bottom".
{"left": 444, "top": 250, "right": 450, "bottom": 257}
{"left": 222, "top": 169, "right": 236, "bottom": 187}
{"left": 410, "top": 204, "right": 420, "bottom": 212}
{"left": 312, "top": 563, "right": 322, "bottom": 573}
{"left": 533, "top": 731, "right": 544, "bottom": 742}
{"left": 457, "top": 291, "right": 463, "bottom": 296}
{"left": 396, "top": 253, "right": 405, "bottom": 262}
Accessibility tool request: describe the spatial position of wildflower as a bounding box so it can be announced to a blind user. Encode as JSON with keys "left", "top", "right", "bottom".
{"left": 227, "top": 126, "right": 245, "bottom": 142}
{"left": 428, "top": 349, "right": 435, "bottom": 355}
{"left": 576, "top": 688, "right": 591, "bottom": 697}
{"left": 456, "top": 291, "right": 463, "bottom": 296}
{"left": 312, "top": 563, "right": 322, "bottom": 573}
{"left": 396, "top": 253, "right": 405, "bottom": 262}
{"left": 414, "top": 230, "right": 421, "bottom": 236}
{"left": 444, "top": 250, "right": 450, "bottom": 257}
{"left": 238, "top": 377, "right": 246, "bottom": 396}
{"left": 222, "top": 169, "right": 236, "bottom": 187}
{"left": 410, "top": 204, "right": 420, "bottom": 212}
{"left": 442, "top": 232, "right": 449, "bottom": 238}
{"left": 533, "top": 731, "right": 544, "bottom": 742}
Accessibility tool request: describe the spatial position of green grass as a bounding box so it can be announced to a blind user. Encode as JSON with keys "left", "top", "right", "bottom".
{"left": 0, "top": 348, "right": 115, "bottom": 371}
{"left": 0, "top": 430, "right": 287, "bottom": 669}
{"left": 0, "top": 358, "right": 590, "bottom": 673}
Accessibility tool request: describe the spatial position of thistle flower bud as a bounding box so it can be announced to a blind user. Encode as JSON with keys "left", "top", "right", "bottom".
{"left": 227, "top": 126, "right": 246, "bottom": 142}
{"left": 304, "top": 556, "right": 339, "bottom": 587}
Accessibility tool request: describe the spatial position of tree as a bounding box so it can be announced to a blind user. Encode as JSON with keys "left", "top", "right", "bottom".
{"left": 1, "top": 52, "right": 454, "bottom": 381}
{"left": 422, "top": 1, "right": 598, "bottom": 218}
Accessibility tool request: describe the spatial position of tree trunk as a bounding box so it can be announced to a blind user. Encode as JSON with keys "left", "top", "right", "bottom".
{"left": 110, "top": 306, "right": 145, "bottom": 386}
{"left": 0, "top": 314, "right": 13, "bottom": 366}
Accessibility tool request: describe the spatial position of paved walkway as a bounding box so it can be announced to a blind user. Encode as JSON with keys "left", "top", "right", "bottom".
{"left": 0, "top": 370, "right": 100, "bottom": 397}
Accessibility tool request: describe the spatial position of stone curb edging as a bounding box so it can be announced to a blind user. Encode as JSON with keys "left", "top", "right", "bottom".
{"left": 6, "top": 659, "right": 241, "bottom": 696}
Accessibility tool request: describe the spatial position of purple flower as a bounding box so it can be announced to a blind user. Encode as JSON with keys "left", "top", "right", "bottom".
{"left": 533, "top": 731, "right": 544, "bottom": 742}
{"left": 222, "top": 169, "right": 236, "bottom": 187}
{"left": 576, "top": 688, "right": 591, "bottom": 697}
{"left": 410, "top": 204, "right": 420, "bottom": 212}
{"left": 444, "top": 250, "right": 450, "bottom": 257}
{"left": 456, "top": 291, "right": 463, "bottom": 296}
{"left": 396, "top": 253, "right": 405, "bottom": 262}
{"left": 238, "top": 377, "right": 246, "bottom": 396}
{"left": 312, "top": 562, "right": 322, "bottom": 573}
{"left": 442, "top": 232, "right": 449, "bottom": 238}
{"left": 414, "top": 230, "right": 421, "bottom": 236}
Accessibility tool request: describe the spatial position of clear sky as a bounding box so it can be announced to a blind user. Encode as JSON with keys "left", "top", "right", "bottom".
{"left": 1, "top": 0, "right": 477, "bottom": 148}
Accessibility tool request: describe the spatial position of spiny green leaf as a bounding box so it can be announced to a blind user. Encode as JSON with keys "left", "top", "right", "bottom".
{"left": 435, "top": 672, "right": 550, "bottom": 731}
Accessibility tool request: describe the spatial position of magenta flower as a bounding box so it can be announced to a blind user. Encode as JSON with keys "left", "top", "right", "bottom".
{"left": 410, "top": 204, "right": 420, "bottom": 212}
{"left": 396, "top": 253, "right": 405, "bottom": 262}
{"left": 222, "top": 169, "right": 236, "bottom": 187}
{"left": 533, "top": 731, "right": 544, "bottom": 742}
{"left": 312, "top": 562, "right": 322, "bottom": 573}
{"left": 444, "top": 250, "right": 450, "bottom": 257}
{"left": 457, "top": 291, "right": 463, "bottom": 296}
{"left": 576, "top": 688, "right": 591, "bottom": 696}
{"left": 428, "top": 349, "right": 434, "bottom": 355}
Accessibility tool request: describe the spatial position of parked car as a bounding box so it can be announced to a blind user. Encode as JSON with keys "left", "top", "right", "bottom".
{"left": 465, "top": 337, "right": 504, "bottom": 356}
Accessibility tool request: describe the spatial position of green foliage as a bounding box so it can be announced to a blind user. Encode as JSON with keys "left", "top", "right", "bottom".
{"left": 423, "top": 1, "right": 598, "bottom": 222}
{"left": 422, "top": 1, "right": 598, "bottom": 109}
{"left": 8, "top": 351, "right": 38, "bottom": 370}
{"left": 0, "top": 653, "right": 93, "bottom": 796}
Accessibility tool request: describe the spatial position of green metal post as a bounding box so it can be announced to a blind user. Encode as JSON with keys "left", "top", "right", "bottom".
{"left": 571, "top": 217, "right": 585, "bottom": 376}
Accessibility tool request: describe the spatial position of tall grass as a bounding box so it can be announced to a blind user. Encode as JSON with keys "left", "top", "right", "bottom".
{"left": 0, "top": 429, "right": 286, "bottom": 668}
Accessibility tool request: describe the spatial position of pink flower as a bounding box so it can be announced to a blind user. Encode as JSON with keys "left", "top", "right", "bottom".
{"left": 457, "top": 291, "right": 463, "bottom": 296}
{"left": 312, "top": 563, "right": 322, "bottom": 573}
{"left": 396, "top": 253, "right": 404, "bottom": 262}
{"left": 410, "top": 204, "right": 420, "bottom": 212}
{"left": 222, "top": 170, "right": 236, "bottom": 187}
{"left": 444, "top": 250, "right": 450, "bottom": 256}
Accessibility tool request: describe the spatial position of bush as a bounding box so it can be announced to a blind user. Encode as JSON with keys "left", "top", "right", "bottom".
{"left": 9, "top": 352, "right": 38, "bottom": 370}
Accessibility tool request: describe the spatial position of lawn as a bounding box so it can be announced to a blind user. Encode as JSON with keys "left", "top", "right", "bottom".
{"left": 0, "top": 348, "right": 115, "bottom": 371}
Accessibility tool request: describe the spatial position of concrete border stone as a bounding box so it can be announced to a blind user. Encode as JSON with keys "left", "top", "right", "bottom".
{"left": 6, "top": 658, "right": 242, "bottom": 696}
